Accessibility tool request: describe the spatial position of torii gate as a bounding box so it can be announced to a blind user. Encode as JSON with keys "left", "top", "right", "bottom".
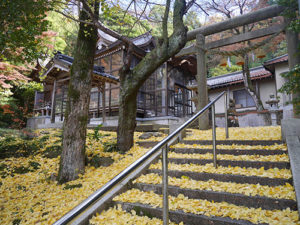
{"left": 175, "top": 5, "right": 300, "bottom": 129}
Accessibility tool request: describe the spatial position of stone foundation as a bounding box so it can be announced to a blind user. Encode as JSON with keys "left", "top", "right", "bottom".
{"left": 215, "top": 110, "right": 283, "bottom": 127}
{"left": 27, "top": 115, "right": 188, "bottom": 130}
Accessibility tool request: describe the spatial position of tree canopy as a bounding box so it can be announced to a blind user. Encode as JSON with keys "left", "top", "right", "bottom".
{"left": 0, "top": 0, "right": 52, "bottom": 63}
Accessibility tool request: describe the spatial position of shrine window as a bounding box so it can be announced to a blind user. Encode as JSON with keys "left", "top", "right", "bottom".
{"left": 233, "top": 89, "right": 255, "bottom": 108}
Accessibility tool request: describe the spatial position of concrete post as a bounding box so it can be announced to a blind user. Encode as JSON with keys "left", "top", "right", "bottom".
{"left": 196, "top": 34, "right": 209, "bottom": 129}
{"left": 285, "top": 17, "right": 300, "bottom": 118}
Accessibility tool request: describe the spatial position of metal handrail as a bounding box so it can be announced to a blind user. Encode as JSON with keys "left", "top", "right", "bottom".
{"left": 53, "top": 90, "right": 228, "bottom": 225}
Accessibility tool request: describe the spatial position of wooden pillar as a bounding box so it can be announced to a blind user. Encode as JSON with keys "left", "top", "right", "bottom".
{"left": 165, "top": 63, "right": 169, "bottom": 116}
{"left": 183, "top": 87, "right": 186, "bottom": 117}
{"left": 60, "top": 85, "right": 65, "bottom": 121}
{"left": 50, "top": 79, "right": 57, "bottom": 123}
{"left": 97, "top": 90, "right": 100, "bottom": 118}
{"left": 109, "top": 84, "right": 112, "bottom": 116}
{"left": 285, "top": 17, "right": 300, "bottom": 118}
{"left": 101, "top": 83, "right": 106, "bottom": 124}
{"left": 196, "top": 34, "right": 209, "bottom": 129}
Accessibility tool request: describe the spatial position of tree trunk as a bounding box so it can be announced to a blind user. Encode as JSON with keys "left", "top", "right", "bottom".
{"left": 58, "top": 4, "right": 98, "bottom": 183}
{"left": 242, "top": 54, "right": 265, "bottom": 111}
{"left": 117, "top": 89, "right": 137, "bottom": 152}
{"left": 242, "top": 54, "right": 270, "bottom": 124}
{"left": 117, "top": 0, "right": 187, "bottom": 152}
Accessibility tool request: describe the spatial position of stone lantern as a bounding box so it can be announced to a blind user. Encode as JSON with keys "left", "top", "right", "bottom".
{"left": 266, "top": 94, "right": 280, "bottom": 126}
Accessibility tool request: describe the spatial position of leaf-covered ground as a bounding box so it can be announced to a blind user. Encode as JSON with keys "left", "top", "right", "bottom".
{"left": 113, "top": 189, "right": 299, "bottom": 225}
{"left": 184, "top": 126, "right": 282, "bottom": 140}
{"left": 0, "top": 126, "right": 298, "bottom": 224}
{"left": 0, "top": 129, "right": 156, "bottom": 224}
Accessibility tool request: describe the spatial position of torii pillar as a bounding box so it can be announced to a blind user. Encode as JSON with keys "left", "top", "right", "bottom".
{"left": 285, "top": 17, "right": 300, "bottom": 118}
{"left": 196, "top": 34, "right": 209, "bottom": 129}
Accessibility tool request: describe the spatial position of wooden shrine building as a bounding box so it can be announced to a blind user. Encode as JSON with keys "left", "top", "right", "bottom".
{"left": 30, "top": 31, "right": 195, "bottom": 128}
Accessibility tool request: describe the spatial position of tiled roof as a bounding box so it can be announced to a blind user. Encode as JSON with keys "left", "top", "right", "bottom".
{"left": 263, "top": 54, "right": 288, "bottom": 66}
{"left": 53, "top": 52, "right": 119, "bottom": 83}
{"left": 98, "top": 30, "right": 153, "bottom": 47}
{"left": 207, "top": 66, "right": 272, "bottom": 89}
{"left": 96, "top": 31, "right": 153, "bottom": 55}
{"left": 131, "top": 32, "right": 153, "bottom": 46}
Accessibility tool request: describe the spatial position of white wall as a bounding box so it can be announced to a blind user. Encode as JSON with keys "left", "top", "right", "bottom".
{"left": 208, "top": 87, "right": 226, "bottom": 114}
{"left": 258, "top": 79, "right": 277, "bottom": 109}
{"left": 274, "top": 62, "right": 290, "bottom": 108}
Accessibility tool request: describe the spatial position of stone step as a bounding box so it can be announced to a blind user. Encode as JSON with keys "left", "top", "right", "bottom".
{"left": 137, "top": 140, "right": 283, "bottom": 148}
{"left": 114, "top": 201, "right": 258, "bottom": 225}
{"left": 171, "top": 148, "right": 287, "bottom": 156}
{"left": 166, "top": 158, "right": 290, "bottom": 169}
{"left": 182, "top": 140, "right": 283, "bottom": 146}
{"left": 136, "top": 141, "right": 159, "bottom": 148}
{"left": 147, "top": 169, "right": 293, "bottom": 186}
{"left": 132, "top": 183, "right": 297, "bottom": 211}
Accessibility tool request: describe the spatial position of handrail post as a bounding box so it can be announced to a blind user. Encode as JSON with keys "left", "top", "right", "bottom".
{"left": 212, "top": 103, "right": 217, "bottom": 168}
{"left": 162, "top": 145, "right": 169, "bottom": 225}
{"left": 224, "top": 92, "right": 229, "bottom": 139}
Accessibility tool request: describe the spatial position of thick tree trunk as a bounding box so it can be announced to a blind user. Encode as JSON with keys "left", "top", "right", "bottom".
{"left": 58, "top": 5, "right": 98, "bottom": 183}
{"left": 117, "top": 0, "right": 187, "bottom": 152}
{"left": 117, "top": 89, "right": 137, "bottom": 152}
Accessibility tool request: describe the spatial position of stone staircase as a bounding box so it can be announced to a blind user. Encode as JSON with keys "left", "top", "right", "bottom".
{"left": 90, "top": 139, "right": 299, "bottom": 224}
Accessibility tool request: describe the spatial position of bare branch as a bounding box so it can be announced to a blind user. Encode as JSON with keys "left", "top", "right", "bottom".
{"left": 126, "top": 0, "right": 149, "bottom": 36}
{"left": 194, "top": 2, "right": 209, "bottom": 16}
{"left": 162, "top": 0, "right": 171, "bottom": 44}
{"left": 248, "top": 23, "right": 255, "bottom": 31}
{"left": 119, "top": 0, "right": 134, "bottom": 32}
{"left": 185, "top": 0, "right": 195, "bottom": 14}
{"left": 54, "top": 9, "right": 94, "bottom": 25}
{"left": 81, "top": 0, "right": 132, "bottom": 45}
{"left": 140, "top": 0, "right": 165, "bottom": 6}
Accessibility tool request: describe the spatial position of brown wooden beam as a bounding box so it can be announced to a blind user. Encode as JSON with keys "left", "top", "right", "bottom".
{"left": 206, "top": 24, "right": 285, "bottom": 50}
{"left": 175, "top": 24, "right": 285, "bottom": 57}
{"left": 187, "top": 5, "right": 285, "bottom": 41}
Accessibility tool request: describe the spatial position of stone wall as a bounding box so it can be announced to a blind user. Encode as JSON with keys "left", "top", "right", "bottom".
{"left": 237, "top": 112, "right": 270, "bottom": 127}
{"left": 215, "top": 110, "right": 283, "bottom": 127}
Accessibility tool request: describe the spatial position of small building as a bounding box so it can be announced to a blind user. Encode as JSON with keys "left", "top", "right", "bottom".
{"left": 197, "top": 54, "right": 291, "bottom": 127}
{"left": 28, "top": 32, "right": 195, "bottom": 129}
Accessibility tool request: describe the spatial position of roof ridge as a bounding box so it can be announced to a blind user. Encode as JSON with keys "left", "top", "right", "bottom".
{"left": 130, "top": 30, "right": 152, "bottom": 41}
{"left": 207, "top": 65, "right": 265, "bottom": 80}
{"left": 53, "top": 52, "right": 118, "bottom": 82}
{"left": 263, "top": 54, "right": 288, "bottom": 63}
